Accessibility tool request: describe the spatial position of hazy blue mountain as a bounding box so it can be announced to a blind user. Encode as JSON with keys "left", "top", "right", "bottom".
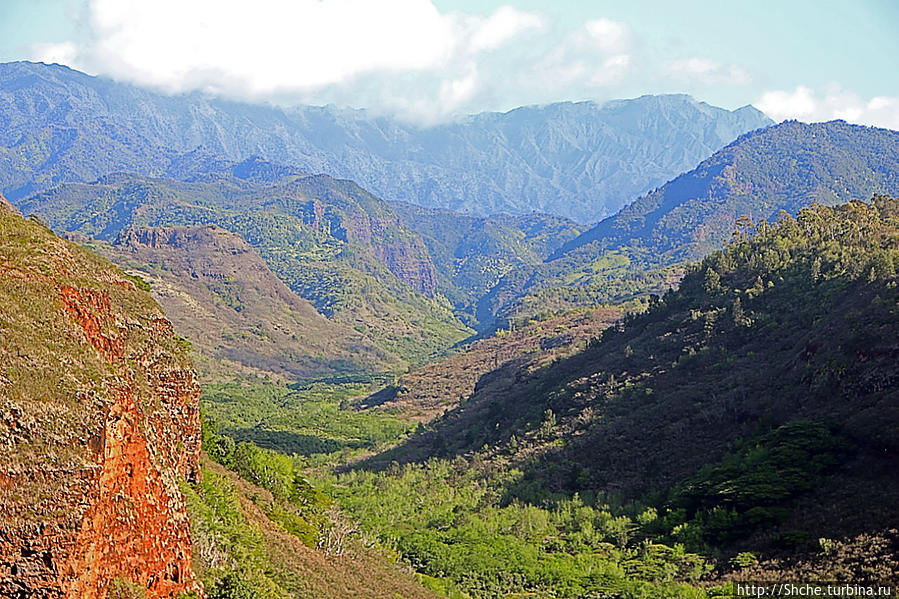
{"left": 556, "top": 119, "right": 899, "bottom": 261}
{"left": 0, "top": 61, "right": 772, "bottom": 221}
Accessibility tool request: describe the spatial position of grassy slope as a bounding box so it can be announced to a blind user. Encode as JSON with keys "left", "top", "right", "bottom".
{"left": 91, "top": 225, "right": 401, "bottom": 381}
{"left": 357, "top": 307, "right": 622, "bottom": 423}
{"left": 185, "top": 458, "right": 442, "bottom": 599}
{"left": 20, "top": 173, "right": 473, "bottom": 366}
{"left": 0, "top": 203, "right": 190, "bottom": 494}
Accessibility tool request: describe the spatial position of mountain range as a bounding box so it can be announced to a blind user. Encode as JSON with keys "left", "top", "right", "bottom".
{"left": 353, "top": 198, "right": 899, "bottom": 591}
{"left": 19, "top": 170, "right": 475, "bottom": 366}
{"left": 3, "top": 57, "right": 899, "bottom": 598}
{"left": 0, "top": 61, "right": 772, "bottom": 222}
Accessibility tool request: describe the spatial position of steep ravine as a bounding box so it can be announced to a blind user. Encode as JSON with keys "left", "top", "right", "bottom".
{"left": 0, "top": 198, "right": 203, "bottom": 598}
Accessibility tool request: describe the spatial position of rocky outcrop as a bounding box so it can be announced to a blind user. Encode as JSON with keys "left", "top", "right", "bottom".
{"left": 295, "top": 196, "right": 440, "bottom": 297}
{"left": 372, "top": 240, "right": 439, "bottom": 298}
{"left": 0, "top": 209, "right": 203, "bottom": 597}
{"left": 0, "top": 192, "right": 18, "bottom": 214}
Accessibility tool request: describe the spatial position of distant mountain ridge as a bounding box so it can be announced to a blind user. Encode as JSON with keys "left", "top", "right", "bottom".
{"left": 558, "top": 119, "right": 899, "bottom": 261}
{"left": 476, "top": 120, "right": 899, "bottom": 328}
{"left": 0, "top": 61, "right": 772, "bottom": 221}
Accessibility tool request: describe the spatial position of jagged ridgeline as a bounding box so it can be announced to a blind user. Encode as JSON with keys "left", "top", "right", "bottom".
{"left": 0, "top": 61, "right": 772, "bottom": 222}
{"left": 0, "top": 197, "right": 203, "bottom": 596}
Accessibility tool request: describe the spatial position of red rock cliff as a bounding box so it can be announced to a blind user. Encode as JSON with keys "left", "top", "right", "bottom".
{"left": 0, "top": 208, "right": 203, "bottom": 597}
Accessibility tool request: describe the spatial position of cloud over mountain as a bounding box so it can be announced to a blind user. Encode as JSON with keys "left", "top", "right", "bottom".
{"left": 757, "top": 85, "right": 899, "bottom": 130}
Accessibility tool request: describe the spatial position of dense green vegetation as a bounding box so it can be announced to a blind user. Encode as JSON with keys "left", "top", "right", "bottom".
{"left": 192, "top": 196, "right": 899, "bottom": 597}
{"left": 200, "top": 382, "right": 720, "bottom": 598}
{"left": 201, "top": 379, "right": 415, "bottom": 459}
{"left": 319, "top": 457, "right": 716, "bottom": 599}
{"left": 332, "top": 197, "right": 898, "bottom": 591}
{"left": 183, "top": 466, "right": 300, "bottom": 598}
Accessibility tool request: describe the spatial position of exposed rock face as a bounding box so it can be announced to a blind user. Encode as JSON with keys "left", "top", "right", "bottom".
{"left": 0, "top": 192, "right": 18, "bottom": 214}
{"left": 296, "top": 195, "right": 440, "bottom": 297}
{"left": 371, "top": 239, "right": 439, "bottom": 298}
{"left": 0, "top": 210, "right": 202, "bottom": 597}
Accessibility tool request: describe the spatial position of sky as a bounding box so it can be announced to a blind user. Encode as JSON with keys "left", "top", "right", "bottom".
{"left": 1, "top": 0, "right": 897, "bottom": 127}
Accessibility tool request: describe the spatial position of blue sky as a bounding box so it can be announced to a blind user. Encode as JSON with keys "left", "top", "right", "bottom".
{"left": 1, "top": 0, "right": 897, "bottom": 126}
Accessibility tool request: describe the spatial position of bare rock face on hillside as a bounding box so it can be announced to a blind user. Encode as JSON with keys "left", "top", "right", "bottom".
{"left": 0, "top": 210, "right": 202, "bottom": 597}
{"left": 296, "top": 195, "right": 440, "bottom": 298}
{"left": 0, "top": 192, "right": 17, "bottom": 214}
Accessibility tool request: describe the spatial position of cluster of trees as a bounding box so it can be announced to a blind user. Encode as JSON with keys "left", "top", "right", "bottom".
{"left": 319, "top": 457, "right": 711, "bottom": 598}
{"left": 201, "top": 380, "right": 415, "bottom": 458}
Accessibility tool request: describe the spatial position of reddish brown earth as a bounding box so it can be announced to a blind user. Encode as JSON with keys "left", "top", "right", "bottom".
{"left": 360, "top": 307, "right": 622, "bottom": 422}
{"left": 0, "top": 203, "right": 203, "bottom": 598}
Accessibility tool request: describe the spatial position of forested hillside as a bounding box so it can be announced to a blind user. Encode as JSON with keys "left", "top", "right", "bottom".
{"left": 482, "top": 121, "right": 899, "bottom": 327}
{"left": 309, "top": 198, "right": 899, "bottom": 596}
{"left": 560, "top": 120, "right": 899, "bottom": 261}
{"left": 17, "top": 162, "right": 595, "bottom": 338}
{"left": 94, "top": 225, "right": 400, "bottom": 380}
{"left": 19, "top": 171, "right": 473, "bottom": 365}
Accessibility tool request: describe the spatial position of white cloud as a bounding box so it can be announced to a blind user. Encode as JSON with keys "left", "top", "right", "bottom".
{"left": 530, "top": 18, "right": 633, "bottom": 90}
{"left": 84, "top": 0, "right": 455, "bottom": 94}
{"left": 665, "top": 57, "right": 751, "bottom": 85}
{"left": 28, "top": 42, "right": 80, "bottom": 68}
{"left": 590, "top": 54, "right": 631, "bottom": 86}
{"left": 583, "top": 18, "right": 631, "bottom": 54}
{"left": 469, "top": 6, "right": 544, "bottom": 52}
{"left": 756, "top": 85, "right": 899, "bottom": 130}
{"left": 48, "top": 0, "right": 543, "bottom": 112}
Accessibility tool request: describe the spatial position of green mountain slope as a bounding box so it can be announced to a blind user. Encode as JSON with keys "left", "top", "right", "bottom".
{"left": 19, "top": 172, "right": 473, "bottom": 365}
{"left": 481, "top": 120, "right": 899, "bottom": 328}
{"left": 93, "top": 225, "right": 400, "bottom": 380}
{"left": 390, "top": 201, "right": 584, "bottom": 326}
{"left": 559, "top": 120, "right": 899, "bottom": 261}
{"left": 0, "top": 198, "right": 440, "bottom": 598}
{"left": 353, "top": 197, "right": 899, "bottom": 584}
